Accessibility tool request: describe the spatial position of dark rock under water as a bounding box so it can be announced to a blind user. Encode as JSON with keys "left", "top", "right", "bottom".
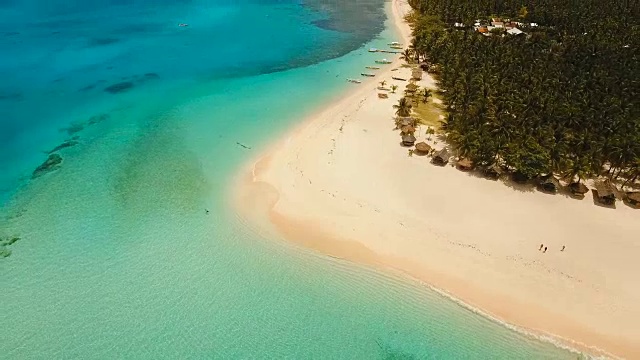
{"left": 48, "top": 140, "right": 78, "bottom": 154}
{"left": 88, "top": 113, "right": 110, "bottom": 125}
{"left": 32, "top": 153, "right": 63, "bottom": 178}
{"left": 88, "top": 37, "right": 119, "bottom": 47}
{"left": 104, "top": 81, "right": 134, "bottom": 94}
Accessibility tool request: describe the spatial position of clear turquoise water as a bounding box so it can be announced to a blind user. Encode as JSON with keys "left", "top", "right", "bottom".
{"left": 1, "top": 1, "right": 579, "bottom": 358}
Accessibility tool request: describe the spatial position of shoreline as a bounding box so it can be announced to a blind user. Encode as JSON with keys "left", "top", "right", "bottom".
{"left": 233, "top": 0, "right": 640, "bottom": 358}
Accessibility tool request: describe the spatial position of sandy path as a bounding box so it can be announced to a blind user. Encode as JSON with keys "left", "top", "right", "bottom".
{"left": 235, "top": 1, "right": 640, "bottom": 358}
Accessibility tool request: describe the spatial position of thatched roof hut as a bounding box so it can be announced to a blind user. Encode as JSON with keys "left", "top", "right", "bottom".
{"left": 432, "top": 148, "right": 450, "bottom": 166}
{"left": 456, "top": 158, "right": 473, "bottom": 171}
{"left": 537, "top": 176, "right": 560, "bottom": 193}
{"left": 412, "top": 68, "right": 423, "bottom": 80}
{"left": 401, "top": 125, "right": 416, "bottom": 135}
{"left": 594, "top": 180, "right": 616, "bottom": 205}
{"left": 483, "top": 163, "right": 502, "bottom": 179}
{"left": 406, "top": 83, "right": 419, "bottom": 91}
{"left": 569, "top": 182, "right": 589, "bottom": 198}
{"left": 624, "top": 192, "right": 640, "bottom": 208}
{"left": 399, "top": 117, "right": 416, "bottom": 127}
{"left": 402, "top": 134, "right": 416, "bottom": 146}
{"left": 414, "top": 142, "right": 432, "bottom": 154}
{"left": 569, "top": 182, "right": 589, "bottom": 197}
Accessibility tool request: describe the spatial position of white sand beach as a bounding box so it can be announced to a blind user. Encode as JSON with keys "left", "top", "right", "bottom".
{"left": 235, "top": 0, "right": 640, "bottom": 358}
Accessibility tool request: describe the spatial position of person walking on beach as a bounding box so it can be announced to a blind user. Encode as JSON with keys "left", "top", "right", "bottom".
{"left": 539, "top": 244, "right": 543, "bottom": 251}
{"left": 543, "top": 246, "right": 548, "bottom": 253}
{"left": 561, "top": 245, "right": 565, "bottom": 251}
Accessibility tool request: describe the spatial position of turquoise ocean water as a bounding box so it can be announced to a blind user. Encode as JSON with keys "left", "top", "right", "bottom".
{"left": 1, "top": 1, "right": 579, "bottom": 358}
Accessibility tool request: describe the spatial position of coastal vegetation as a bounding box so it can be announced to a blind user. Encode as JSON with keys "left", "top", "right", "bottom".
{"left": 406, "top": 0, "right": 639, "bottom": 185}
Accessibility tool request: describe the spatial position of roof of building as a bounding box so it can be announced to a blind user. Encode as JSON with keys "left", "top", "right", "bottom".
{"left": 507, "top": 28, "right": 524, "bottom": 35}
{"left": 594, "top": 181, "right": 615, "bottom": 198}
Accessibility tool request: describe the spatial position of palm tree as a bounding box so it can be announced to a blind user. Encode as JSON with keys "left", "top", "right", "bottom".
{"left": 401, "top": 49, "right": 413, "bottom": 63}
{"left": 390, "top": 85, "right": 398, "bottom": 93}
{"left": 426, "top": 127, "right": 435, "bottom": 140}
{"left": 379, "top": 80, "right": 387, "bottom": 87}
{"left": 394, "top": 97, "right": 412, "bottom": 117}
{"left": 422, "top": 88, "right": 433, "bottom": 104}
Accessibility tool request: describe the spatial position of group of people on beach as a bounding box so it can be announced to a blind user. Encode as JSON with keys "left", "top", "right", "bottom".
{"left": 539, "top": 244, "right": 565, "bottom": 253}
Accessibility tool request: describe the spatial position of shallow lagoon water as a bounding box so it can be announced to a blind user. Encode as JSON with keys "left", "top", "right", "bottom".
{"left": 1, "top": 1, "right": 578, "bottom": 358}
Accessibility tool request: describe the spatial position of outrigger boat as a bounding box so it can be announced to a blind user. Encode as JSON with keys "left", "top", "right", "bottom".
{"left": 390, "top": 45, "right": 403, "bottom": 49}
{"left": 375, "top": 59, "right": 393, "bottom": 64}
{"left": 388, "top": 41, "right": 401, "bottom": 46}
{"left": 361, "top": 73, "right": 375, "bottom": 77}
{"left": 392, "top": 76, "right": 406, "bottom": 81}
{"left": 368, "top": 48, "right": 379, "bottom": 52}
{"left": 347, "top": 78, "right": 362, "bottom": 84}
{"left": 365, "top": 66, "right": 380, "bottom": 70}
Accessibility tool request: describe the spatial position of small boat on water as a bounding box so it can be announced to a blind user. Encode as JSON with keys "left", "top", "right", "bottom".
{"left": 366, "top": 66, "right": 380, "bottom": 70}
{"left": 392, "top": 76, "right": 407, "bottom": 81}
{"left": 361, "top": 73, "right": 375, "bottom": 77}
{"left": 368, "top": 48, "right": 379, "bottom": 52}
{"left": 390, "top": 45, "right": 403, "bottom": 49}
{"left": 388, "top": 41, "right": 402, "bottom": 46}
{"left": 375, "top": 59, "right": 393, "bottom": 64}
{"left": 179, "top": 23, "right": 189, "bottom": 27}
{"left": 347, "top": 78, "right": 362, "bottom": 84}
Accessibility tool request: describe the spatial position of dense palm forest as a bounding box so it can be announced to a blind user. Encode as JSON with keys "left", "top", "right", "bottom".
{"left": 407, "top": 0, "right": 640, "bottom": 184}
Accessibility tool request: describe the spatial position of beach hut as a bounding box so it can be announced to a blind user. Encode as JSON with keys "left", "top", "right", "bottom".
{"left": 537, "top": 176, "right": 560, "bottom": 193}
{"left": 483, "top": 163, "right": 502, "bottom": 179}
{"left": 456, "top": 158, "right": 473, "bottom": 171}
{"left": 569, "top": 182, "right": 589, "bottom": 198}
{"left": 512, "top": 171, "right": 529, "bottom": 184}
{"left": 411, "top": 68, "right": 422, "bottom": 80}
{"left": 378, "top": 93, "right": 388, "bottom": 99}
{"left": 593, "top": 180, "right": 616, "bottom": 205}
{"left": 402, "top": 134, "right": 416, "bottom": 147}
{"left": 401, "top": 125, "right": 415, "bottom": 135}
{"left": 406, "top": 83, "right": 419, "bottom": 91}
{"left": 624, "top": 192, "right": 640, "bottom": 208}
{"left": 399, "top": 117, "right": 416, "bottom": 127}
{"left": 432, "top": 148, "right": 450, "bottom": 166}
{"left": 414, "top": 142, "right": 432, "bottom": 155}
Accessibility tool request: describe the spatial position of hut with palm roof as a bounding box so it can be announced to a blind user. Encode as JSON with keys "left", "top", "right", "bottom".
{"left": 412, "top": 68, "right": 423, "bottom": 80}
{"left": 456, "top": 158, "right": 473, "bottom": 171}
{"left": 624, "top": 192, "right": 640, "bottom": 208}
{"left": 593, "top": 180, "right": 616, "bottom": 205}
{"left": 432, "top": 148, "right": 450, "bottom": 166}
{"left": 482, "top": 163, "right": 502, "bottom": 179}
{"left": 569, "top": 182, "right": 589, "bottom": 199}
{"left": 401, "top": 125, "right": 416, "bottom": 135}
{"left": 396, "top": 116, "right": 416, "bottom": 129}
{"left": 414, "top": 142, "right": 432, "bottom": 155}
{"left": 537, "top": 175, "right": 560, "bottom": 193}
{"left": 402, "top": 134, "right": 416, "bottom": 147}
